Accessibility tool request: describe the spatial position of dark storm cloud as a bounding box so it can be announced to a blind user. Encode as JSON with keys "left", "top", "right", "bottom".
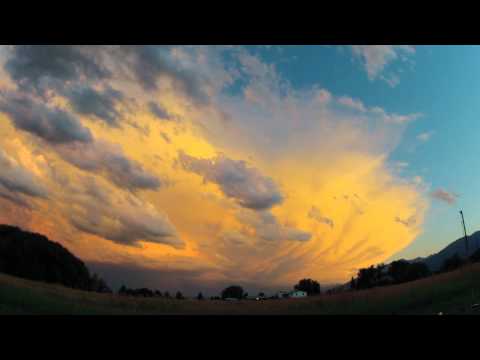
{"left": 56, "top": 140, "right": 162, "bottom": 191}
{"left": 4, "top": 45, "right": 110, "bottom": 96}
{"left": 86, "top": 261, "right": 283, "bottom": 297}
{"left": 87, "top": 261, "right": 208, "bottom": 294}
{"left": 4, "top": 45, "right": 210, "bottom": 105}
{"left": 0, "top": 149, "right": 48, "bottom": 207}
{"left": 178, "top": 151, "right": 283, "bottom": 210}
{"left": 68, "top": 177, "right": 183, "bottom": 248}
{"left": 65, "top": 85, "right": 124, "bottom": 126}
{"left": 148, "top": 101, "right": 175, "bottom": 121}
{"left": 119, "top": 46, "right": 210, "bottom": 104}
{"left": 0, "top": 92, "right": 93, "bottom": 144}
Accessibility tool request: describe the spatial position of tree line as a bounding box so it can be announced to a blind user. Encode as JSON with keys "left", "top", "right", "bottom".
{"left": 349, "top": 248, "right": 480, "bottom": 291}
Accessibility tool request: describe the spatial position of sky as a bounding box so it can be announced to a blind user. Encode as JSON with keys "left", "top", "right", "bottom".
{"left": 0, "top": 45, "right": 475, "bottom": 295}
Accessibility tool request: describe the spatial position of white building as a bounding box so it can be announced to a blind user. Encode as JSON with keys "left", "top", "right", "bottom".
{"left": 289, "top": 290, "right": 307, "bottom": 298}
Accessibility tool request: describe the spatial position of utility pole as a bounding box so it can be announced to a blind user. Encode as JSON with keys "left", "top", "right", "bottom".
{"left": 460, "top": 210, "right": 469, "bottom": 257}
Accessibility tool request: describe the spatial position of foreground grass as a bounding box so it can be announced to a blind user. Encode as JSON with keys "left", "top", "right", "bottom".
{"left": 2, "top": 264, "right": 480, "bottom": 315}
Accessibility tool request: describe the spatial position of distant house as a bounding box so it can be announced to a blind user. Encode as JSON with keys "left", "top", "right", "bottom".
{"left": 276, "top": 290, "right": 308, "bottom": 299}
{"left": 289, "top": 290, "right": 307, "bottom": 298}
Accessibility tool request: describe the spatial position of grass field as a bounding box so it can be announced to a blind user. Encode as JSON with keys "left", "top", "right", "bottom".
{"left": 2, "top": 263, "right": 480, "bottom": 315}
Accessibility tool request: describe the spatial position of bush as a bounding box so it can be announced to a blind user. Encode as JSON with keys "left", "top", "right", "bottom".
{"left": 221, "top": 285, "right": 244, "bottom": 299}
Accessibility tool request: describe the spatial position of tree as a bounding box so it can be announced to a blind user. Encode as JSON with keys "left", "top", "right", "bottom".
{"left": 258, "top": 292, "right": 265, "bottom": 298}
{"left": 350, "top": 277, "right": 356, "bottom": 290}
{"left": 388, "top": 260, "right": 410, "bottom": 284}
{"left": 119, "top": 285, "right": 127, "bottom": 295}
{"left": 355, "top": 266, "right": 377, "bottom": 289}
{"left": 405, "top": 262, "right": 430, "bottom": 281}
{"left": 294, "top": 278, "right": 321, "bottom": 295}
{"left": 197, "top": 292, "right": 204, "bottom": 300}
{"left": 175, "top": 291, "right": 184, "bottom": 300}
{"left": 164, "top": 291, "right": 171, "bottom": 298}
{"left": 221, "top": 285, "right": 244, "bottom": 299}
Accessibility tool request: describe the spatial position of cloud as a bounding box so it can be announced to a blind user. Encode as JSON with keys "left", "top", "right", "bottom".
{"left": 117, "top": 45, "right": 210, "bottom": 104}
{"left": 56, "top": 140, "right": 162, "bottom": 191}
{"left": 417, "top": 131, "right": 433, "bottom": 142}
{"left": 335, "top": 97, "right": 420, "bottom": 125}
{"left": 86, "top": 261, "right": 204, "bottom": 295}
{"left": 178, "top": 151, "right": 284, "bottom": 210}
{"left": 308, "top": 206, "right": 334, "bottom": 228}
{"left": 0, "top": 45, "right": 428, "bottom": 288}
{"left": 0, "top": 92, "right": 160, "bottom": 191}
{"left": 395, "top": 215, "right": 417, "bottom": 228}
{"left": 4, "top": 45, "right": 110, "bottom": 96}
{"left": 0, "top": 92, "right": 93, "bottom": 144}
{"left": 148, "top": 102, "right": 175, "bottom": 121}
{"left": 337, "top": 96, "right": 367, "bottom": 112}
{"left": 431, "top": 188, "right": 458, "bottom": 205}
{"left": 160, "top": 132, "right": 171, "bottom": 143}
{"left": 0, "top": 148, "right": 48, "bottom": 206}
{"left": 350, "top": 45, "right": 415, "bottom": 86}
{"left": 257, "top": 213, "right": 312, "bottom": 242}
{"left": 65, "top": 85, "right": 124, "bottom": 126}
{"left": 236, "top": 209, "right": 312, "bottom": 242}
{"left": 68, "top": 177, "right": 183, "bottom": 249}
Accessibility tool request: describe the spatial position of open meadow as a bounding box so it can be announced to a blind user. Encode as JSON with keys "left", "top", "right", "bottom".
{"left": 2, "top": 263, "right": 480, "bottom": 315}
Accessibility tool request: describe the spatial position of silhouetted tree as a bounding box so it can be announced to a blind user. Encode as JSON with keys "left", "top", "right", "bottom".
{"left": 175, "top": 291, "right": 184, "bottom": 300}
{"left": 350, "top": 277, "right": 356, "bottom": 290}
{"left": 405, "top": 262, "right": 430, "bottom": 281}
{"left": 294, "top": 278, "right": 321, "bottom": 295}
{"left": 258, "top": 292, "right": 265, "bottom": 298}
{"left": 355, "top": 266, "right": 377, "bottom": 289}
{"left": 221, "top": 285, "right": 244, "bottom": 299}
{"left": 197, "top": 292, "right": 204, "bottom": 300}
{"left": 164, "top": 291, "right": 171, "bottom": 298}
{"left": 388, "top": 260, "right": 410, "bottom": 284}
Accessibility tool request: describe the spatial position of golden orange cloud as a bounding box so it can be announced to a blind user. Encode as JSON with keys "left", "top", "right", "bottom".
{"left": 0, "top": 46, "right": 429, "bottom": 290}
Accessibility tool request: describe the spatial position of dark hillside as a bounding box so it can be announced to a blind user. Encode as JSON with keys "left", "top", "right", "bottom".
{"left": 0, "top": 224, "right": 108, "bottom": 291}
